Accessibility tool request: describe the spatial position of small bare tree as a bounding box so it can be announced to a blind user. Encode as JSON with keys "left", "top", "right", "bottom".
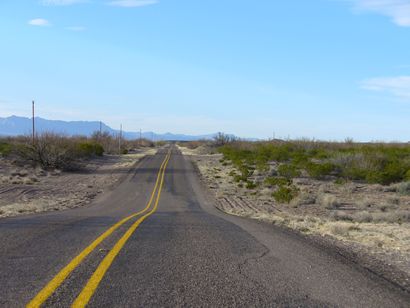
{"left": 213, "top": 132, "right": 233, "bottom": 146}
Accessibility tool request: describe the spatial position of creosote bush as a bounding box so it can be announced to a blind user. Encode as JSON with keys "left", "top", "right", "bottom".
{"left": 77, "top": 142, "right": 104, "bottom": 157}
{"left": 272, "top": 185, "right": 299, "bottom": 204}
{"left": 0, "top": 141, "right": 12, "bottom": 157}
{"left": 219, "top": 140, "right": 410, "bottom": 185}
{"left": 13, "top": 133, "right": 107, "bottom": 170}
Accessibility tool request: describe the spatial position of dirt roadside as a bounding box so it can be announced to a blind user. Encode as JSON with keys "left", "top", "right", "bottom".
{"left": 178, "top": 145, "right": 410, "bottom": 292}
{"left": 0, "top": 148, "right": 157, "bottom": 218}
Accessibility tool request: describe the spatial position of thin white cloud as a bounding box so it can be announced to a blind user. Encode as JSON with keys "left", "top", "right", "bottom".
{"left": 108, "top": 0, "right": 158, "bottom": 8}
{"left": 28, "top": 18, "right": 51, "bottom": 26}
{"left": 40, "top": 0, "right": 86, "bottom": 5}
{"left": 351, "top": 0, "right": 410, "bottom": 26}
{"left": 362, "top": 76, "right": 410, "bottom": 100}
{"left": 65, "top": 26, "right": 86, "bottom": 31}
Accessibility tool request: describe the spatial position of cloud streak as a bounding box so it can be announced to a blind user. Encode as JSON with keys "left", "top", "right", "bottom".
{"left": 351, "top": 0, "right": 410, "bottom": 26}
{"left": 28, "top": 18, "right": 50, "bottom": 26}
{"left": 107, "top": 0, "right": 158, "bottom": 7}
{"left": 362, "top": 76, "right": 410, "bottom": 100}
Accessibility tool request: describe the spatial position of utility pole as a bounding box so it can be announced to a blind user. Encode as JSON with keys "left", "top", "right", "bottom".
{"left": 32, "top": 100, "right": 35, "bottom": 144}
{"left": 99, "top": 121, "right": 102, "bottom": 135}
{"left": 139, "top": 128, "right": 142, "bottom": 147}
{"left": 118, "top": 124, "right": 122, "bottom": 155}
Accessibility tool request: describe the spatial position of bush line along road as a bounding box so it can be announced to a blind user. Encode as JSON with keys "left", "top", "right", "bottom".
{"left": 0, "top": 146, "right": 409, "bottom": 307}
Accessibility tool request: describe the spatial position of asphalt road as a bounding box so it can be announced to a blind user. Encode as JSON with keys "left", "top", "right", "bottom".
{"left": 0, "top": 146, "right": 409, "bottom": 307}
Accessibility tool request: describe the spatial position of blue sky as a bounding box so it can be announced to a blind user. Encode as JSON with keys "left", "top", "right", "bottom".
{"left": 0, "top": 0, "right": 409, "bottom": 140}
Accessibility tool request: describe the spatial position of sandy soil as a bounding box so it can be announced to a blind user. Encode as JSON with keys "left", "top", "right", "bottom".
{"left": 0, "top": 148, "right": 157, "bottom": 218}
{"left": 178, "top": 145, "right": 410, "bottom": 289}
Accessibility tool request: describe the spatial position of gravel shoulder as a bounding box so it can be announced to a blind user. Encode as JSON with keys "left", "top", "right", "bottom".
{"left": 178, "top": 145, "right": 410, "bottom": 292}
{"left": 0, "top": 147, "right": 157, "bottom": 218}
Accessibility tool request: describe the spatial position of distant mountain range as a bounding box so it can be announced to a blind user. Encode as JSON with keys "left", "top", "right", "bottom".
{"left": 0, "top": 115, "right": 230, "bottom": 141}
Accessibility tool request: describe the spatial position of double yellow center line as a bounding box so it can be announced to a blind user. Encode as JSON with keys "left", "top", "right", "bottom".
{"left": 27, "top": 150, "right": 172, "bottom": 308}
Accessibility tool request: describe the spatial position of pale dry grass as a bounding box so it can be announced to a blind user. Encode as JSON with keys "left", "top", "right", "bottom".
{"left": 317, "top": 193, "right": 340, "bottom": 209}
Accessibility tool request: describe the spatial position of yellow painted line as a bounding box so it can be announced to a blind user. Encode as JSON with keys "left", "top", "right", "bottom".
{"left": 27, "top": 151, "right": 171, "bottom": 308}
{"left": 72, "top": 152, "right": 171, "bottom": 308}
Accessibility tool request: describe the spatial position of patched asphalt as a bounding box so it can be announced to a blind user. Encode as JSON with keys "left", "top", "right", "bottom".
{"left": 0, "top": 146, "right": 409, "bottom": 307}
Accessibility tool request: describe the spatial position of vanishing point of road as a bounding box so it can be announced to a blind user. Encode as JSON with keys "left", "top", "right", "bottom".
{"left": 0, "top": 146, "right": 409, "bottom": 307}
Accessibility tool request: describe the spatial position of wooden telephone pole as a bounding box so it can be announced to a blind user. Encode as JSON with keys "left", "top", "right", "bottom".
{"left": 118, "top": 124, "right": 122, "bottom": 155}
{"left": 32, "top": 101, "right": 35, "bottom": 144}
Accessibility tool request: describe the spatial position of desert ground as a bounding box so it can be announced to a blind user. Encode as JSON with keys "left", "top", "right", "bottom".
{"left": 178, "top": 144, "right": 410, "bottom": 290}
{"left": 0, "top": 148, "right": 157, "bottom": 218}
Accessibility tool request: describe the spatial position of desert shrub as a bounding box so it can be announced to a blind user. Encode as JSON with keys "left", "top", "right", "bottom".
{"left": 318, "top": 194, "right": 340, "bottom": 209}
{"left": 0, "top": 141, "right": 12, "bottom": 156}
{"left": 11, "top": 133, "right": 107, "bottom": 170}
{"left": 329, "top": 223, "right": 352, "bottom": 236}
{"left": 352, "top": 211, "right": 374, "bottom": 223}
{"left": 246, "top": 181, "right": 258, "bottom": 189}
{"left": 272, "top": 185, "right": 299, "bottom": 203}
{"left": 219, "top": 140, "right": 410, "bottom": 185}
{"left": 77, "top": 142, "right": 104, "bottom": 157}
{"left": 396, "top": 182, "right": 410, "bottom": 196}
{"left": 277, "top": 164, "right": 301, "bottom": 179}
{"left": 372, "top": 211, "right": 410, "bottom": 223}
{"left": 290, "top": 192, "right": 316, "bottom": 208}
{"left": 233, "top": 175, "right": 243, "bottom": 183}
{"left": 363, "top": 161, "right": 405, "bottom": 185}
{"left": 405, "top": 170, "right": 410, "bottom": 181}
{"left": 14, "top": 134, "right": 80, "bottom": 170}
{"left": 305, "top": 162, "right": 335, "bottom": 179}
{"left": 330, "top": 211, "right": 353, "bottom": 221}
{"left": 213, "top": 132, "right": 234, "bottom": 146}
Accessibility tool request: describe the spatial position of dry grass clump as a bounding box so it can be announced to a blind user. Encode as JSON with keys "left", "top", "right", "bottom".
{"left": 395, "top": 182, "right": 410, "bottom": 196}
{"left": 318, "top": 193, "right": 340, "bottom": 209}
{"left": 356, "top": 198, "right": 373, "bottom": 209}
{"left": 331, "top": 210, "right": 410, "bottom": 224}
{"left": 290, "top": 192, "right": 316, "bottom": 208}
{"left": 352, "top": 211, "right": 374, "bottom": 223}
{"left": 329, "top": 222, "right": 357, "bottom": 236}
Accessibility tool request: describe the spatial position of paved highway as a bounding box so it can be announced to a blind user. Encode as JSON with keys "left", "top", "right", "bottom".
{"left": 0, "top": 146, "right": 409, "bottom": 307}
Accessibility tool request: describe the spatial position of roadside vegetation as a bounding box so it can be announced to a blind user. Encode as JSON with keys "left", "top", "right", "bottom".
{"left": 0, "top": 132, "right": 156, "bottom": 171}
{"left": 218, "top": 140, "right": 410, "bottom": 204}
{"left": 178, "top": 137, "right": 410, "bottom": 279}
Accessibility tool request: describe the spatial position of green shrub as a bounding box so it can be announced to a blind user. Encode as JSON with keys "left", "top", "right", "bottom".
{"left": 246, "top": 181, "right": 258, "bottom": 189}
{"left": 0, "top": 142, "right": 12, "bottom": 156}
{"left": 219, "top": 141, "right": 410, "bottom": 185}
{"left": 277, "top": 164, "right": 301, "bottom": 179}
{"left": 306, "top": 162, "right": 335, "bottom": 179}
{"left": 358, "top": 162, "right": 405, "bottom": 185}
{"left": 272, "top": 185, "right": 299, "bottom": 203}
{"left": 77, "top": 142, "right": 104, "bottom": 157}
{"left": 334, "top": 178, "right": 347, "bottom": 185}
{"left": 405, "top": 170, "right": 410, "bottom": 181}
{"left": 234, "top": 175, "right": 244, "bottom": 183}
